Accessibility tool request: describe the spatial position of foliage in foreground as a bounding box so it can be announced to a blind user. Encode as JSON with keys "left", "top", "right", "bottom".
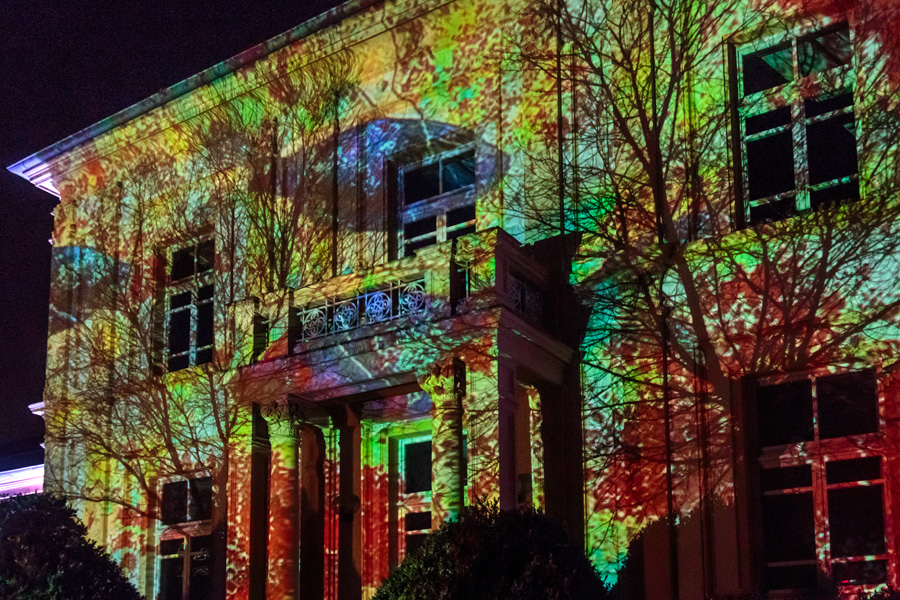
{"left": 373, "top": 502, "right": 609, "bottom": 600}
{"left": 0, "top": 494, "right": 142, "bottom": 600}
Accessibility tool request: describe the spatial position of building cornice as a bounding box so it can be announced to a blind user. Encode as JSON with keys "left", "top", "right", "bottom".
{"left": 6, "top": 0, "right": 381, "bottom": 196}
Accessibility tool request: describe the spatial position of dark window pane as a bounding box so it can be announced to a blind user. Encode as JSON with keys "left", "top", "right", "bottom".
{"left": 807, "top": 113, "right": 857, "bottom": 186}
{"left": 189, "top": 478, "right": 213, "bottom": 521}
{"left": 403, "top": 441, "right": 431, "bottom": 494}
{"left": 765, "top": 564, "right": 818, "bottom": 591}
{"left": 827, "top": 457, "right": 881, "bottom": 484}
{"left": 743, "top": 44, "right": 793, "bottom": 96}
{"left": 762, "top": 492, "right": 815, "bottom": 562}
{"left": 817, "top": 370, "right": 878, "bottom": 438}
{"left": 443, "top": 150, "right": 476, "bottom": 191}
{"left": 828, "top": 485, "right": 885, "bottom": 558}
{"left": 811, "top": 181, "right": 859, "bottom": 211}
{"left": 805, "top": 90, "right": 853, "bottom": 118}
{"left": 747, "top": 130, "right": 795, "bottom": 200}
{"left": 196, "top": 240, "right": 214, "bottom": 274}
{"left": 195, "top": 348, "right": 213, "bottom": 366}
{"left": 750, "top": 196, "right": 796, "bottom": 225}
{"left": 760, "top": 465, "right": 812, "bottom": 491}
{"left": 447, "top": 204, "right": 476, "bottom": 227}
{"left": 799, "top": 25, "right": 852, "bottom": 77}
{"left": 197, "top": 285, "right": 214, "bottom": 301}
{"left": 833, "top": 560, "right": 887, "bottom": 586}
{"left": 162, "top": 481, "right": 188, "bottom": 524}
{"left": 404, "top": 217, "right": 437, "bottom": 240}
{"left": 171, "top": 247, "right": 194, "bottom": 281}
{"left": 160, "top": 538, "right": 185, "bottom": 556}
{"left": 160, "top": 556, "right": 184, "bottom": 600}
{"left": 405, "top": 533, "right": 428, "bottom": 558}
{"left": 191, "top": 535, "right": 212, "bottom": 553}
{"left": 188, "top": 540, "right": 211, "bottom": 600}
{"left": 756, "top": 380, "right": 814, "bottom": 447}
{"left": 170, "top": 292, "right": 191, "bottom": 310}
{"left": 197, "top": 303, "right": 214, "bottom": 349}
{"left": 404, "top": 163, "right": 441, "bottom": 204}
{"left": 746, "top": 107, "right": 791, "bottom": 135}
{"left": 405, "top": 511, "right": 432, "bottom": 531}
{"left": 169, "top": 311, "right": 191, "bottom": 355}
{"left": 168, "top": 354, "right": 190, "bottom": 372}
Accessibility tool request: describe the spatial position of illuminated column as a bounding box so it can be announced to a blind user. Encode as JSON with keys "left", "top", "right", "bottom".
{"left": 226, "top": 424, "right": 255, "bottom": 600}
{"left": 330, "top": 406, "right": 362, "bottom": 600}
{"left": 420, "top": 360, "right": 465, "bottom": 527}
{"left": 263, "top": 405, "right": 299, "bottom": 600}
{"left": 467, "top": 360, "right": 518, "bottom": 510}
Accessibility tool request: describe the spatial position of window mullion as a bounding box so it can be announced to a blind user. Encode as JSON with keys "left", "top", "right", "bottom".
{"left": 182, "top": 536, "right": 190, "bottom": 600}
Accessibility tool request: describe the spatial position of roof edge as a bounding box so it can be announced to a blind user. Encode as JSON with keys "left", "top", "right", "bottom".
{"left": 7, "top": 0, "right": 378, "bottom": 194}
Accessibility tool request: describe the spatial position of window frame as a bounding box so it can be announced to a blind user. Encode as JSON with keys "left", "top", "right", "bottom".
{"left": 395, "top": 434, "right": 433, "bottom": 562}
{"left": 751, "top": 367, "right": 896, "bottom": 594}
{"left": 164, "top": 239, "right": 215, "bottom": 372}
{"left": 736, "top": 21, "right": 859, "bottom": 226}
{"left": 157, "top": 475, "right": 214, "bottom": 600}
{"left": 397, "top": 146, "right": 477, "bottom": 257}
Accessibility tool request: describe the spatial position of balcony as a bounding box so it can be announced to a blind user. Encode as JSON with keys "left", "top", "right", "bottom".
{"left": 230, "top": 227, "right": 555, "bottom": 369}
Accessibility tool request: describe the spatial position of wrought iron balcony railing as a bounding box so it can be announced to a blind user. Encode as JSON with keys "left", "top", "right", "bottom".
{"left": 293, "top": 278, "right": 427, "bottom": 342}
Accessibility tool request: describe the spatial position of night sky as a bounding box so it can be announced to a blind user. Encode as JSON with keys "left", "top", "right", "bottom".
{"left": 0, "top": 1, "right": 341, "bottom": 455}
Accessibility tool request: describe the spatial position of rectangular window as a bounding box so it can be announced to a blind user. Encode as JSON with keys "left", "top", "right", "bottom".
{"left": 161, "top": 476, "right": 213, "bottom": 525}
{"left": 158, "top": 476, "right": 214, "bottom": 600}
{"left": 166, "top": 240, "right": 214, "bottom": 372}
{"left": 397, "top": 436, "right": 432, "bottom": 561}
{"left": 753, "top": 369, "right": 890, "bottom": 593}
{"left": 159, "top": 535, "right": 212, "bottom": 600}
{"left": 399, "top": 148, "right": 477, "bottom": 257}
{"left": 737, "top": 22, "right": 858, "bottom": 225}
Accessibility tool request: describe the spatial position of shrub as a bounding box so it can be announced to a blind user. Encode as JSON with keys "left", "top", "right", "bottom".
{"left": 373, "top": 501, "right": 608, "bottom": 600}
{"left": 0, "top": 494, "right": 142, "bottom": 600}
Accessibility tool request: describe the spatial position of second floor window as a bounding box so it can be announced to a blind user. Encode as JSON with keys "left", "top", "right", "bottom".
{"left": 399, "top": 148, "right": 476, "bottom": 256}
{"left": 166, "top": 240, "right": 214, "bottom": 372}
{"left": 738, "top": 22, "right": 858, "bottom": 225}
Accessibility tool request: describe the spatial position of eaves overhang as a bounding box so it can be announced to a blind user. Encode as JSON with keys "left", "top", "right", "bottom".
{"left": 6, "top": 0, "right": 379, "bottom": 197}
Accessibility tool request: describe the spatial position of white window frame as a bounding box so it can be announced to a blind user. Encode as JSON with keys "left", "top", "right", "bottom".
{"left": 395, "top": 434, "right": 433, "bottom": 562}
{"left": 165, "top": 239, "right": 214, "bottom": 372}
{"left": 737, "top": 21, "right": 858, "bottom": 225}
{"left": 398, "top": 146, "right": 477, "bottom": 257}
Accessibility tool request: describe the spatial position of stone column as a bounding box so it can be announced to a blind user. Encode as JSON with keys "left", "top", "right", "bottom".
{"left": 263, "top": 405, "right": 299, "bottom": 600}
{"left": 467, "top": 360, "right": 518, "bottom": 510}
{"left": 420, "top": 360, "right": 465, "bottom": 527}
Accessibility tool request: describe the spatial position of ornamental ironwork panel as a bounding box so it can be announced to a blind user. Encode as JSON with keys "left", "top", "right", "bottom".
{"left": 294, "top": 278, "right": 427, "bottom": 343}
{"left": 508, "top": 273, "right": 543, "bottom": 322}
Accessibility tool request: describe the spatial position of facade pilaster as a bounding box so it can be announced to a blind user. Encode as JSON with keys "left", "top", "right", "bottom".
{"left": 262, "top": 403, "right": 300, "bottom": 600}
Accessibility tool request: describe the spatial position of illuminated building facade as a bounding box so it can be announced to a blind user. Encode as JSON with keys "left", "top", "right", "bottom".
{"left": 9, "top": 0, "right": 900, "bottom": 598}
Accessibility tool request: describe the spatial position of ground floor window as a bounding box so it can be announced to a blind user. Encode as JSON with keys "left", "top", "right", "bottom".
{"left": 753, "top": 369, "right": 891, "bottom": 593}
{"left": 397, "top": 436, "right": 432, "bottom": 560}
{"left": 159, "top": 534, "right": 212, "bottom": 600}
{"left": 158, "top": 476, "right": 214, "bottom": 600}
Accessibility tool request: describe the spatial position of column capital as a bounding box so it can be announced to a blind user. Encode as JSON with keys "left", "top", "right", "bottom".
{"left": 260, "top": 398, "right": 301, "bottom": 440}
